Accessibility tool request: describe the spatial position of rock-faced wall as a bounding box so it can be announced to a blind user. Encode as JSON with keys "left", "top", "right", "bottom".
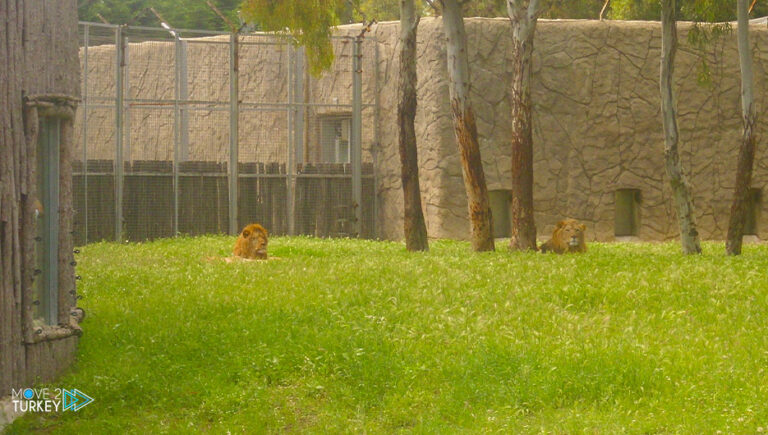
{"left": 368, "top": 18, "right": 768, "bottom": 242}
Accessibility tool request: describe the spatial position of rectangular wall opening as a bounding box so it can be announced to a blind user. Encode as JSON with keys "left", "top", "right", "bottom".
{"left": 35, "top": 117, "right": 61, "bottom": 325}
{"left": 615, "top": 189, "right": 641, "bottom": 237}
{"left": 744, "top": 188, "right": 762, "bottom": 236}
{"left": 489, "top": 190, "right": 510, "bottom": 238}
{"left": 319, "top": 115, "right": 351, "bottom": 163}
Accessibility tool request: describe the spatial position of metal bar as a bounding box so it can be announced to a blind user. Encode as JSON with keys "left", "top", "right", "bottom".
{"left": 125, "top": 24, "right": 230, "bottom": 35}
{"left": 124, "top": 37, "right": 131, "bottom": 162}
{"left": 48, "top": 120, "right": 60, "bottom": 323}
{"left": 351, "top": 37, "right": 363, "bottom": 237}
{"left": 286, "top": 45, "right": 296, "bottom": 236}
{"left": 229, "top": 32, "right": 239, "bottom": 235}
{"left": 39, "top": 119, "right": 61, "bottom": 324}
{"left": 115, "top": 25, "right": 125, "bottom": 242}
{"left": 91, "top": 97, "right": 370, "bottom": 110}
{"left": 77, "top": 21, "right": 120, "bottom": 29}
{"left": 75, "top": 22, "right": 370, "bottom": 37}
{"left": 173, "top": 34, "right": 181, "bottom": 236}
{"left": 294, "top": 46, "right": 306, "bottom": 164}
{"left": 82, "top": 24, "right": 89, "bottom": 244}
{"left": 73, "top": 172, "right": 374, "bottom": 179}
{"left": 179, "top": 40, "right": 189, "bottom": 161}
{"left": 373, "top": 38, "right": 380, "bottom": 239}
{"left": 302, "top": 47, "right": 310, "bottom": 163}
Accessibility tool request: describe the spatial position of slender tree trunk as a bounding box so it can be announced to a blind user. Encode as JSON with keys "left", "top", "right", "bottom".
{"left": 441, "top": 0, "right": 494, "bottom": 252}
{"left": 507, "top": 0, "right": 539, "bottom": 251}
{"left": 726, "top": 0, "right": 757, "bottom": 255}
{"left": 398, "top": 0, "right": 428, "bottom": 251}
{"left": 660, "top": 0, "right": 702, "bottom": 254}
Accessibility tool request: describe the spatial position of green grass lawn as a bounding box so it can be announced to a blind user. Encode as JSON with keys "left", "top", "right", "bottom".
{"left": 7, "top": 237, "right": 768, "bottom": 433}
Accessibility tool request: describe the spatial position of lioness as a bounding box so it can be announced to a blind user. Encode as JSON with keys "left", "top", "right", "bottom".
{"left": 233, "top": 223, "right": 269, "bottom": 259}
{"left": 539, "top": 219, "right": 587, "bottom": 254}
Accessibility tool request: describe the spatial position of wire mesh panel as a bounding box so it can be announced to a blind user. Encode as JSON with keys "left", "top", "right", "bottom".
{"left": 75, "top": 22, "right": 378, "bottom": 244}
{"left": 178, "top": 35, "right": 231, "bottom": 236}
{"left": 122, "top": 27, "right": 178, "bottom": 241}
{"left": 292, "top": 36, "right": 378, "bottom": 238}
{"left": 74, "top": 23, "right": 120, "bottom": 245}
{"left": 237, "top": 34, "right": 291, "bottom": 236}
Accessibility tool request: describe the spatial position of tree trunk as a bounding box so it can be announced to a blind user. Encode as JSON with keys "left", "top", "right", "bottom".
{"left": 726, "top": 0, "right": 757, "bottom": 256}
{"left": 1, "top": 0, "right": 81, "bottom": 394}
{"left": 0, "top": 0, "right": 28, "bottom": 394}
{"left": 398, "top": 0, "right": 428, "bottom": 251}
{"left": 660, "top": 0, "right": 702, "bottom": 255}
{"left": 441, "top": 0, "right": 494, "bottom": 252}
{"left": 507, "top": 0, "right": 540, "bottom": 251}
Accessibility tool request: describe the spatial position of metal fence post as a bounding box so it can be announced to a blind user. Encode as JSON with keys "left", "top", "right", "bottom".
{"left": 286, "top": 45, "right": 296, "bottom": 236}
{"left": 124, "top": 38, "right": 131, "bottom": 162}
{"left": 173, "top": 33, "right": 181, "bottom": 236}
{"left": 351, "top": 37, "right": 363, "bottom": 237}
{"left": 115, "top": 25, "right": 125, "bottom": 242}
{"left": 294, "top": 47, "right": 306, "bottom": 164}
{"left": 82, "top": 23, "right": 89, "bottom": 244}
{"left": 229, "top": 32, "right": 239, "bottom": 235}
{"left": 373, "top": 38, "right": 380, "bottom": 239}
{"left": 179, "top": 40, "right": 189, "bottom": 161}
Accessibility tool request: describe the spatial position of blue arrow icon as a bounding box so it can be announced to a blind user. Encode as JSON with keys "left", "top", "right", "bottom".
{"left": 62, "top": 389, "right": 94, "bottom": 411}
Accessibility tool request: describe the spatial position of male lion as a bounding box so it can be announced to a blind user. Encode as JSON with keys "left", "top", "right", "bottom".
{"left": 539, "top": 219, "right": 587, "bottom": 254}
{"left": 233, "top": 223, "right": 269, "bottom": 260}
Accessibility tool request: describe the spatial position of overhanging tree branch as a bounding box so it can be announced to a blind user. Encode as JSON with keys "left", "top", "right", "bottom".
{"left": 600, "top": 0, "right": 610, "bottom": 20}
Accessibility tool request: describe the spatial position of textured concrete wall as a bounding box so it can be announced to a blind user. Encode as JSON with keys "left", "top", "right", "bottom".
{"left": 368, "top": 18, "right": 768, "bottom": 242}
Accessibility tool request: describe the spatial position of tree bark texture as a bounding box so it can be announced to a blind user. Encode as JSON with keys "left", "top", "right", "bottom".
{"left": 397, "top": 0, "right": 429, "bottom": 251}
{"left": 441, "top": 0, "right": 495, "bottom": 252}
{"left": 507, "top": 0, "right": 539, "bottom": 251}
{"left": 726, "top": 0, "right": 757, "bottom": 255}
{"left": 660, "top": 0, "right": 702, "bottom": 255}
{"left": 1, "top": 0, "right": 81, "bottom": 395}
{"left": 1, "top": 0, "right": 28, "bottom": 396}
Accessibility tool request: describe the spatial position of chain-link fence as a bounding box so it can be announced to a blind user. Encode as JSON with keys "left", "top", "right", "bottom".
{"left": 73, "top": 22, "right": 378, "bottom": 244}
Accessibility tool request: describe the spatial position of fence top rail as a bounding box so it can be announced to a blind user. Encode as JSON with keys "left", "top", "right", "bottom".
{"left": 79, "top": 21, "right": 379, "bottom": 42}
{"left": 79, "top": 21, "right": 120, "bottom": 29}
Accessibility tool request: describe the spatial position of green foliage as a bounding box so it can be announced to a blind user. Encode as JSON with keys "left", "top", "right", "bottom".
{"left": 240, "top": 0, "right": 348, "bottom": 75}
{"left": 8, "top": 237, "right": 768, "bottom": 432}
{"left": 609, "top": 0, "right": 768, "bottom": 21}
{"left": 608, "top": 0, "right": 661, "bottom": 20}
{"left": 542, "top": 0, "right": 606, "bottom": 19}
{"left": 352, "top": 0, "right": 400, "bottom": 21}
{"left": 687, "top": 21, "right": 733, "bottom": 86}
{"left": 78, "top": 0, "right": 241, "bottom": 30}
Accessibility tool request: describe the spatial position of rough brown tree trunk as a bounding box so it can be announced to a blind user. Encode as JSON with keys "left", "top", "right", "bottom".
{"left": 660, "top": 0, "right": 702, "bottom": 255}
{"left": 507, "top": 0, "right": 540, "bottom": 251}
{"left": 1, "top": 0, "right": 81, "bottom": 395}
{"left": 398, "top": 0, "right": 428, "bottom": 251}
{"left": 1, "top": 0, "right": 29, "bottom": 395}
{"left": 726, "top": 0, "right": 757, "bottom": 256}
{"left": 441, "top": 0, "right": 494, "bottom": 252}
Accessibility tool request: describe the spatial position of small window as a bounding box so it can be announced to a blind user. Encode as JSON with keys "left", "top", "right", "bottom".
{"left": 320, "top": 116, "right": 350, "bottom": 163}
{"left": 489, "top": 190, "right": 510, "bottom": 238}
{"left": 744, "top": 188, "right": 762, "bottom": 236}
{"left": 615, "top": 189, "right": 641, "bottom": 237}
{"left": 35, "top": 118, "right": 60, "bottom": 325}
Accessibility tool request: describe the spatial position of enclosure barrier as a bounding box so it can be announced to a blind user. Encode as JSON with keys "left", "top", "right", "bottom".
{"left": 74, "top": 21, "right": 378, "bottom": 245}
